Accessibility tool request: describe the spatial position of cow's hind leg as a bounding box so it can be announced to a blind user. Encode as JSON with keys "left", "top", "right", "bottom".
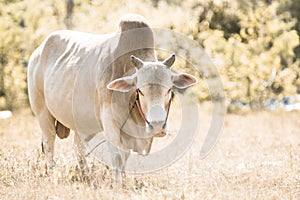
{"left": 73, "top": 133, "right": 89, "bottom": 175}
{"left": 37, "top": 108, "right": 57, "bottom": 170}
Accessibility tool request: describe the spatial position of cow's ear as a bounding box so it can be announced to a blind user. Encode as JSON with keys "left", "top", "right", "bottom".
{"left": 107, "top": 69, "right": 137, "bottom": 92}
{"left": 172, "top": 73, "right": 198, "bottom": 89}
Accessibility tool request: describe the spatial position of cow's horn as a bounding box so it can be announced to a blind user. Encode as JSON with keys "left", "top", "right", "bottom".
{"left": 130, "top": 55, "right": 144, "bottom": 68}
{"left": 162, "top": 54, "right": 175, "bottom": 68}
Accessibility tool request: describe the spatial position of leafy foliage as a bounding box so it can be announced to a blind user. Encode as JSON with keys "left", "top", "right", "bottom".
{"left": 0, "top": 0, "right": 299, "bottom": 110}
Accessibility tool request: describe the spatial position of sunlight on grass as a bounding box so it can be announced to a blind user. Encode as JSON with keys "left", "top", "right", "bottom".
{"left": 0, "top": 108, "right": 299, "bottom": 199}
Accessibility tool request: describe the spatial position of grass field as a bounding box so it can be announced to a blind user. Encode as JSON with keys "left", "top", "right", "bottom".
{"left": 0, "top": 106, "right": 299, "bottom": 199}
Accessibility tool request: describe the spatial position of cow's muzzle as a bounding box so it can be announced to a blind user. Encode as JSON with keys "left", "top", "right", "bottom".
{"left": 147, "top": 120, "right": 167, "bottom": 137}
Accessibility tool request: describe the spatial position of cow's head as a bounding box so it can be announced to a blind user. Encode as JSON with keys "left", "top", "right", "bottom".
{"left": 107, "top": 54, "right": 198, "bottom": 137}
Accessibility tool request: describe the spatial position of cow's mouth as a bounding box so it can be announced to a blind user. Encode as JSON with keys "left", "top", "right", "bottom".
{"left": 146, "top": 123, "right": 167, "bottom": 137}
{"left": 139, "top": 149, "right": 149, "bottom": 156}
{"left": 154, "top": 129, "right": 167, "bottom": 137}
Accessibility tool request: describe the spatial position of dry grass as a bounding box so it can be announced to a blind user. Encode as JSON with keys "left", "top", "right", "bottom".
{"left": 0, "top": 107, "right": 300, "bottom": 199}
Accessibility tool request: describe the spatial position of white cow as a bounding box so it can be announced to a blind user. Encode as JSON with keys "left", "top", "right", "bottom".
{"left": 27, "top": 14, "right": 197, "bottom": 183}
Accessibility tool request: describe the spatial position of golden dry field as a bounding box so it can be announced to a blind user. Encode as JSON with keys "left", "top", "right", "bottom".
{"left": 1, "top": 0, "right": 300, "bottom": 199}
{"left": 0, "top": 106, "right": 299, "bottom": 200}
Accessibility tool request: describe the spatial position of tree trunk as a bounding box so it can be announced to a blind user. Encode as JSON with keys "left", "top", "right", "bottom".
{"left": 64, "top": 0, "right": 74, "bottom": 29}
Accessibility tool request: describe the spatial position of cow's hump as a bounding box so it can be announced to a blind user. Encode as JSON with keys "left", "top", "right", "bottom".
{"left": 118, "top": 14, "right": 150, "bottom": 32}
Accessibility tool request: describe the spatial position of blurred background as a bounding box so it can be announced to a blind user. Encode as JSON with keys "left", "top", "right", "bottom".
{"left": 0, "top": 0, "right": 299, "bottom": 112}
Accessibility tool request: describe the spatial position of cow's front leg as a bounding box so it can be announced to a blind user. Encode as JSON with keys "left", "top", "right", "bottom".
{"left": 107, "top": 142, "right": 130, "bottom": 186}
{"left": 101, "top": 108, "right": 130, "bottom": 185}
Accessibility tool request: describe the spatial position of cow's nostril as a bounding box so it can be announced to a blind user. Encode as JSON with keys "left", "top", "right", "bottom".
{"left": 150, "top": 120, "right": 165, "bottom": 129}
